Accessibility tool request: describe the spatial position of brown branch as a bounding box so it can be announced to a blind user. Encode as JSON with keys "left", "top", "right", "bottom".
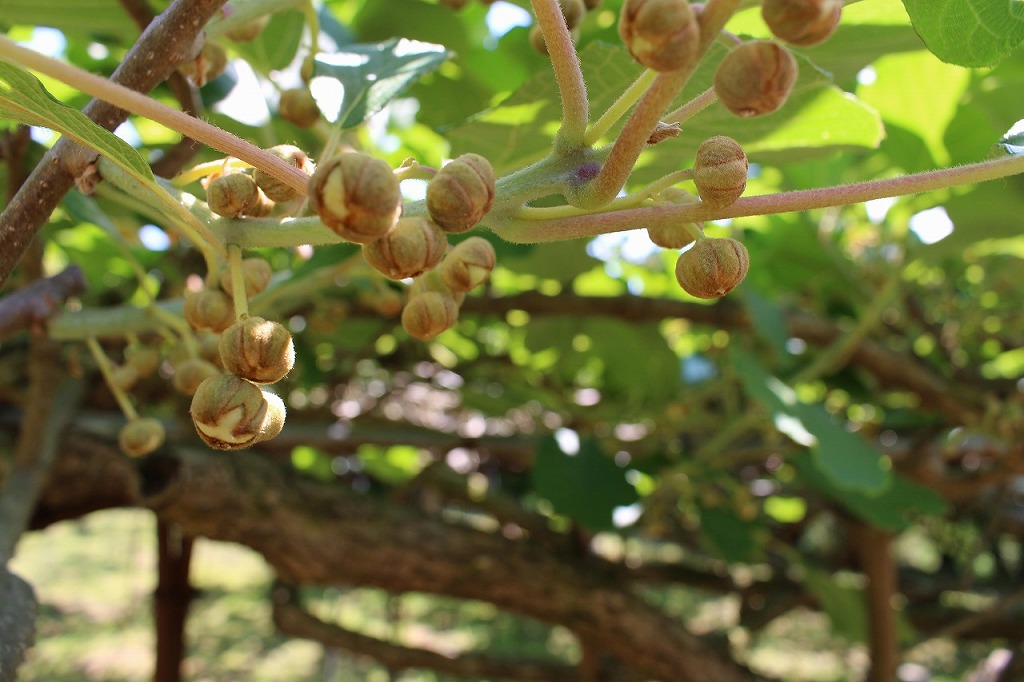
{"left": 154, "top": 521, "right": 194, "bottom": 682}
{"left": 852, "top": 522, "right": 898, "bottom": 682}
{"left": 0, "top": 0, "right": 229, "bottom": 286}
{"left": 273, "top": 594, "right": 582, "bottom": 682}
{"left": 0, "top": 267, "right": 86, "bottom": 341}
{"left": 0, "top": 568, "right": 37, "bottom": 682}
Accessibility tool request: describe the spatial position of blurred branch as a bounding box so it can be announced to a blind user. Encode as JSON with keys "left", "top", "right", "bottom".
{"left": 0, "top": 569, "right": 37, "bottom": 682}
{"left": 0, "top": 267, "right": 86, "bottom": 341}
{"left": 0, "top": 0, "right": 228, "bottom": 286}
{"left": 852, "top": 522, "right": 899, "bottom": 682}
{"left": 273, "top": 590, "right": 583, "bottom": 682}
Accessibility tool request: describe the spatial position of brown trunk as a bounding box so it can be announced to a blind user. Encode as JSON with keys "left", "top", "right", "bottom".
{"left": 853, "top": 522, "right": 899, "bottom": 682}
{"left": 153, "top": 520, "right": 194, "bottom": 682}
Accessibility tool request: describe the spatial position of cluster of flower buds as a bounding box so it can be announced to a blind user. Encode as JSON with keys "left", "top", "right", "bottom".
{"left": 619, "top": 0, "right": 700, "bottom": 72}
{"left": 203, "top": 147, "right": 312, "bottom": 220}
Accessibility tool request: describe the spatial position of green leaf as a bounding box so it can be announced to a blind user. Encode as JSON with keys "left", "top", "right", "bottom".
{"left": 805, "top": 569, "right": 869, "bottom": 642}
{"left": 231, "top": 10, "right": 305, "bottom": 73}
{"left": 0, "top": 60, "right": 153, "bottom": 184}
{"left": 699, "top": 506, "right": 759, "bottom": 563}
{"left": 357, "top": 444, "right": 425, "bottom": 485}
{"left": 901, "top": 0, "right": 1024, "bottom": 67}
{"left": 311, "top": 38, "right": 449, "bottom": 128}
{"left": 0, "top": 0, "right": 137, "bottom": 43}
{"left": 531, "top": 434, "right": 638, "bottom": 532}
{"left": 730, "top": 346, "right": 890, "bottom": 494}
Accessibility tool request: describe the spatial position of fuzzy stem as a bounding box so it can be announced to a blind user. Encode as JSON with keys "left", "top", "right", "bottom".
{"left": 531, "top": 0, "right": 588, "bottom": 151}
{"left": 0, "top": 35, "right": 310, "bottom": 196}
{"left": 494, "top": 152, "right": 1024, "bottom": 243}
{"left": 664, "top": 87, "right": 718, "bottom": 126}
{"left": 517, "top": 168, "right": 694, "bottom": 220}
{"left": 584, "top": 69, "right": 658, "bottom": 147}
{"left": 86, "top": 337, "right": 139, "bottom": 420}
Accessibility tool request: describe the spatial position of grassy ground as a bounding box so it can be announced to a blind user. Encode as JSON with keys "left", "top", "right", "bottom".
{"left": 8, "top": 509, "right": 984, "bottom": 681}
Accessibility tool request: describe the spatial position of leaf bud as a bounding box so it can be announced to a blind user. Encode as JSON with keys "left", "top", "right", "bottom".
{"left": 124, "top": 343, "right": 160, "bottom": 377}
{"left": 693, "top": 136, "right": 748, "bottom": 209}
{"left": 172, "top": 357, "right": 221, "bottom": 396}
{"left": 278, "top": 87, "right": 321, "bottom": 129}
{"left": 409, "top": 269, "right": 465, "bottom": 307}
{"left": 674, "top": 237, "right": 750, "bottom": 298}
{"left": 119, "top": 417, "right": 166, "bottom": 457}
{"left": 206, "top": 171, "right": 260, "bottom": 218}
{"left": 762, "top": 0, "right": 842, "bottom": 47}
{"left": 309, "top": 152, "right": 403, "bottom": 244}
{"left": 190, "top": 375, "right": 276, "bottom": 450}
{"left": 362, "top": 216, "right": 448, "bottom": 280}
{"left": 219, "top": 316, "right": 295, "bottom": 384}
{"left": 426, "top": 153, "right": 496, "bottom": 233}
{"left": 647, "top": 187, "right": 704, "bottom": 248}
{"left": 439, "top": 236, "right": 497, "bottom": 292}
{"left": 714, "top": 40, "right": 798, "bottom": 118}
{"left": 401, "top": 292, "right": 459, "bottom": 340}
{"left": 183, "top": 289, "right": 234, "bottom": 332}
{"left": 619, "top": 0, "right": 700, "bottom": 72}
{"left": 253, "top": 144, "right": 315, "bottom": 203}
{"left": 220, "top": 257, "right": 273, "bottom": 298}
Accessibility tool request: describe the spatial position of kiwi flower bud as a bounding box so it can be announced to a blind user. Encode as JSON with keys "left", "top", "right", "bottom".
{"left": 219, "top": 316, "right": 295, "bottom": 384}
{"left": 530, "top": 23, "right": 582, "bottom": 57}
{"left": 693, "top": 136, "right": 748, "bottom": 209}
{"left": 619, "top": 0, "right": 700, "bottom": 72}
{"left": 111, "top": 363, "right": 139, "bottom": 391}
{"left": 119, "top": 417, "right": 166, "bottom": 457}
{"left": 674, "top": 237, "right": 750, "bottom": 299}
{"left": 260, "top": 392, "right": 287, "bottom": 442}
{"left": 714, "top": 41, "right": 798, "bottom": 118}
{"left": 278, "top": 87, "right": 321, "bottom": 129}
{"left": 190, "top": 375, "right": 277, "bottom": 450}
{"left": 183, "top": 289, "right": 234, "bottom": 333}
{"left": 178, "top": 42, "right": 228, "bottom": 87}
{"left": 762, "top": 0, "right": 842, "bottom": 47}
{"left": 409, "top": 269, "right": 465, "bottom": 307}
{"left": 401, "top": 292, "right": 459, "bottom": 341}
{"left": 426, "top": 153, "right": 496, "bottom": 233}
{"left": 220, "top": 257, "right": 273, "bottom": 298}
{"left": 172, "top": 357, "right": 221, "bottom": 396}
{"left": 254, "top": 145, "right": 315, "bottom": 202}
{"left": 363, "top": 216, "right": 448, "bottom": 280}
{"left": 124, "top": 343, "right": 160, "bottom": 377}
{"left": 439, "top": 237, "right": 497, "bottom": 292}
{"left": 196, "top": 330, "right": 224, "bottom": 367}
{"left": 358, "top": 289, "right": 403, "bottom": 317}
{"left": 224, "top": 15, "right": 270, "bottom": 42}
{"left": 309, "top": 153, "right": 403, "bottom": 244}
{"left": 206, "top": 172, "right": 259, "bottom": 218}
{"left": 647, "top": 187, "right": 703, "bottom": 248}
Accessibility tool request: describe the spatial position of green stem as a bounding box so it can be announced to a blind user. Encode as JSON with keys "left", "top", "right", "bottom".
{"left": 494, "top": 152, "right": 1024, "bottom": 243}
{"left": 583, "top": 69, "right": 658, "bottom": 147}
{"left": 85, "top": 337, "right": 139, "bottom": 420}
{"left": 0, "top": 34, "right": 310, "bottom": 196}
{"left": 663, "top": 87, "right": 718, "bottom": 126}
{"left": 227, "top": 244, "right": 250, "bottom": 319}
{"left": 531, "top": 0, "right": 588, "bottom": 151}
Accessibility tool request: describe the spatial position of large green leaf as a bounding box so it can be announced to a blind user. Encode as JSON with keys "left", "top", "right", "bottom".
{"left": 901, "top": 0, "right": 1024, "bottom": 67}
{"left": 730, "top": 346, "right": 890, "bottom": 494}
{"left": 0, "top": 60, "right": 153, "bottom": 183}
{"left": 311, "top": 38, "right": 449, "bottom": 128}
{"left": 531, "top": 434, "right": 638, "bottom": 532}
{"left": 230, "top": 9, "right": 306, "bottom": 73}
{"left": 0, "top": 0, "right": 137, "bottom": 42}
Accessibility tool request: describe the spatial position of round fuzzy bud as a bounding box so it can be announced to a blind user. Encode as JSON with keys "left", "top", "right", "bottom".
{"left": 111, "top": 363, "right": 139, "bottom": 391}
{"left": 219, "top": 316, "right": 295, "bottom": 384}
{"left": 178, "top": 42, "right": 228, "bottom": 87}
{"left": 309, "top": 153, "right": 403, "bottom": 244}
{"left": 560, "top": 0, "right": 587, "bottom": 30}
{"left": 426, "top": 153, "right": 496, "bottom": 233}
{"left": 619, "top": 0, "right": 700, "bottom": 72}
{"left": 259, "top": 392, "right": 287, "bottom": 442}
{"left": 714, "top": 40, "right": 798, "bottom": 118}
{"left": 363, "top": 216, "right": 448, "bottom": 280}
{"left": 402, "top": 292, "right": 459, "bottom": 340}
{"left": 762, "top": 0, "right": 841, "bottom": 47}
{"left": 119, "top": 418, "right": 165, "bottom": 457}
{"left": 124, "top": 344, "right": 160, "bottom": 377}
{"left": 409, "top": 269, "right": 465, "bottom": 307}
{"left": 358, "top": 288, "right": 403, "bottom": 317}
{"left": 278, "top": 87, "right": 321, "bottom": 129}
{"left": 220, "top": 257, "right": 273, "bottom": 298}
{"left": 693, "top": 136, "right": 748, "bottom": 209}
{"left": 439, "top": 237, "right": 497, "bottom": 292}
{"left": 183, "top": 289, "right": 234, "bottom": 332}
{"left": 254, "top": 145, "right": 314, "bottom": 203}
{"left": 206, "top": 172, "right": 259, "bottom": 218}
{"left": 530, "top": 24, "right": 582, "bottom": 57}
{"left": 190, "top": 375, "right": 274, "bottom": 450}
{"left": 196, "top": 330, "right": 223, "bottom": 367}
{"left": 224, "top": 15, "right": 270, "bottom": 42}
{"left": 674, "top": 237, "right": 750, "bottom": 298}
{"left": 647, "top": 187, "right": 703, "bottom": 248}
{"left": 172, "top": 357, "right": 221, "bottom": 396}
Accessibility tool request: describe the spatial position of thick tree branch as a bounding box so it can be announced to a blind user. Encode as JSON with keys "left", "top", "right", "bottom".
{"left": 0, "top": 267, "right": 85, "bottom": 341}
{"left": 0, "top": 0, "right": 228, "bottom": 286}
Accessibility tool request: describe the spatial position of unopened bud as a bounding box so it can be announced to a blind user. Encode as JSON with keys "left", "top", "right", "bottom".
{"left": 206, "top": 172, "right": 259, "bottom": 218}
{"left": 762, "top": 0, "right": 842, "bottom": 47}
{"left": 426, "top": 153, "right": 496, "bottom": 233}
{"left": 220, "top": 257, "right": 273, "bottom": 298}
{"left": 714, "top": 40, "right": 798, "bottom": 118}
{"left": 172, "top": 357, "right": 221, "bottom": 396}
{"left": 647, "top": 187, "right": 703, "bottom": 248}
{"left": 253, "top": 145, "right": 314, "bottom": 202}
{"left": 401, "top": 292, "right": 459, "bottom": 340}
{"left": 224, "top": 15, "right": 270, "bottom": 43}
{"left": 439, "top": 237, "right": 497, "bottom": 292}
{"left": 124, "top": 343, "right": 160, "bottom": 377}
{"left": 190, "top": 375, "right": 277, "bottom": 450}
{"left": 309, "top": 153, "right": 403, "bottom": 243}
{"left": 693, "top": 136, "right": 748, "bottom": 209}
{"left": 409, "top": 269, "right": 465, "bottom": 307}
{"left": 119, "top": 417, "right": 166, "bottom": 457}
{"left": 362, "top": 216, "right": 448, "bottom": 280}
{"left": 278, "top": 87, "right": 321, "bottom": 129}
{"left": 183, "top": 289, "right": 234, "bottom": 332}
{"left": 619, "top": 0, "right": 700, "bottom": 72}
{"left": 674, "top": 237, "right": 749, "bottom": 298}
{"left": 219, "top": 316, "right": 295, "bottom": 384}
